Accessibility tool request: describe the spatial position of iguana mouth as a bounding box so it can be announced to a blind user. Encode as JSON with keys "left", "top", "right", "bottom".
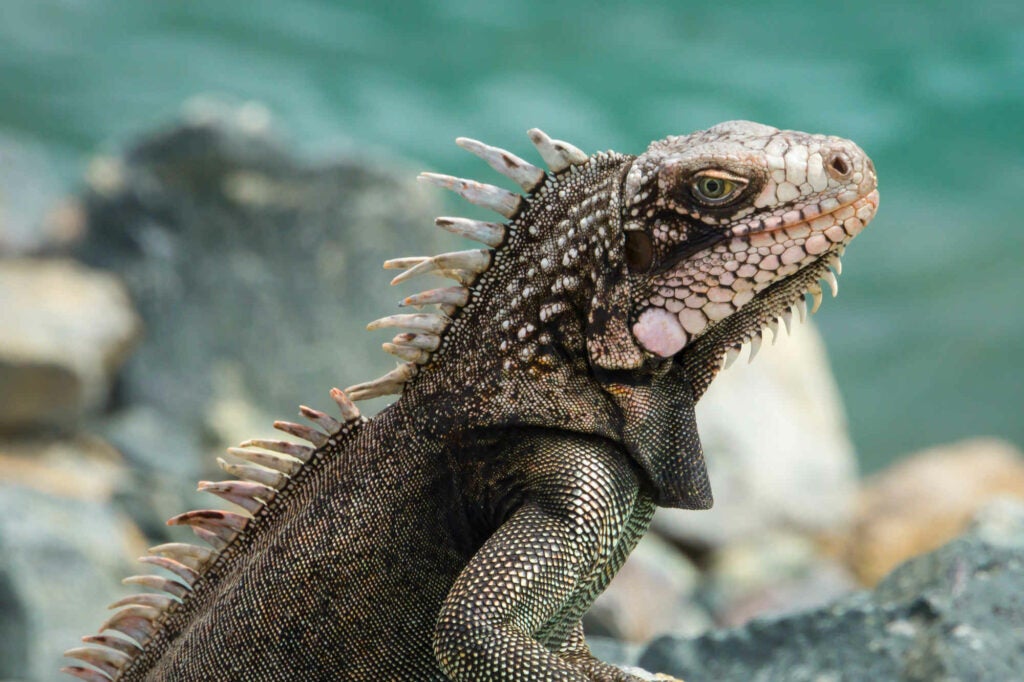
{"left": 732, "top": 188, "right": 879, "bottom": 241}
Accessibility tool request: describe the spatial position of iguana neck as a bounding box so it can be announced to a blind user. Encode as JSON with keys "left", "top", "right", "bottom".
{"left": 398, "top": 152, "right": 634, "bottom": 439}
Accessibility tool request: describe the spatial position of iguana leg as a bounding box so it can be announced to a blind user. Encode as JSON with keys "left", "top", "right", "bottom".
{"left": 548, "top": 495, "right": 657, "bottom": 681}
{"left": 433, "top": 433, "right": 644, "bottom": 681}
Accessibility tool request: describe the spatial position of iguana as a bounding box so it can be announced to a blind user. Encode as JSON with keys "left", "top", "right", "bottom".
{"left": 63, "top": 120, "right": 878, "bottom": 681}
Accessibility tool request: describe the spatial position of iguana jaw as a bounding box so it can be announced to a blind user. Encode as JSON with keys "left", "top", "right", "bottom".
{"left": 680, "top": 187, "right": 879, "bottom": 399}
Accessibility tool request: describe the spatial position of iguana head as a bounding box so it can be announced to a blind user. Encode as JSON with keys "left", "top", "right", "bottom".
{"left": 588, "top": 120, "right": 878, "bottom": 391}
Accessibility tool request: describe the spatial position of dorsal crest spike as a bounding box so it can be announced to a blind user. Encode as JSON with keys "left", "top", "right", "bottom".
{"left": 723, "top": 345, "right": 742, "bottom": 369}
{"left": 215, "top": 457, "right": 287, "bottom": 488}
{"left": 60, "top": 666, "right": 113, "bottom": 682}
{"left": 299, "top": 404, "right": 342, "bottom": 433}
{"left": 199, "top": 479, "right": 276, "bottom": 514}
{"left": 434, "top": 217, "right": 505, "bottom": 248}
{"left": 80, "top": 634, "right": 142, "bottom": 657}
{"left": 272, "top": 420, "right": 328, "bottom": 447}
{"left": 238, "top": 438, "right": 313, "bottom": 462}
{"left": 329, "top": 387, "right": 361, "bottom": 421}
{"left": 417, "top": 172, "right": 521, "bottom": 218}
{"left": 527, "top": 128, "right": 588, "bottom": 172}
{"left": 400, "top": 286, "right": 469, "bottom": 309}
{"left": 344, "top": 362, "right": 418, "bottom": 402}
{"left": 455, "top": 137, "right": 546, "bottom": 191}
{"left": 366, "top": 313, "right": 451, "bottom": 335}
{"left": 382, "top": 342, "right": 431, "bottom": 364}
{"left": 226, "top": 446, "right": 301, "bottom": 475}
{"left": 147, "top": 542, "right": 215, "bottom": 570}
{"left": 166, "top": 509, "right": 249, "bottom": 534}
{"left": 137, "top": 555, "right": 198, "bottom": 585}
{"left": 388, "top": 249, "right": 491, "bottom": 286}
{"left": 63, "top": 646, "right": 129, "bottom": 679}
{"left": 391, "top": 332, "right": 440, "bottom": 351}
{"left": 747, "top": 333, "right": 762, "bottom": 363}
{"left": 98, "top": 605, "right": 160, "bottom": 644}
{"left": 121, "top": 574, "right": 189, "bottom": 599}
{"left": 106, "top": 593, "right": 175, "bottom": 611}
{"left": 383, "top": 256, "right": 431, "bottom": 270}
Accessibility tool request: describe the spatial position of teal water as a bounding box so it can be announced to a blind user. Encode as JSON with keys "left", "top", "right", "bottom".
{"left": 1, "top": 0, "right": 1021, "bottom": 471}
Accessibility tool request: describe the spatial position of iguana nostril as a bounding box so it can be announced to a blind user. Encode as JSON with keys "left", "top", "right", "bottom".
{"left": 827, "top": 151, "right": 852, "bottom": 179}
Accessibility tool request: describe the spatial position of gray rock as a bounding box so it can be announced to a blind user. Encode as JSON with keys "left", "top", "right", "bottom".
{"left": 0, "top": 258, "right": 141, "bottom": 432}
{"left": 96, "top": 405, "right": 213, "bottom": 541}
{"left": 589, "top": 636, "right": 643, "bottom": 668}
{"left": 72, "top": 108, "right": 447, "bottom": 450}
{"left": 843, "top": 437, "right": 1024, "bottom": 585}
{"left": 653, "top": 322, "right": 857, "bottom": 548}
{"left": 0, "top": 437, "right": 143, "bottom": 681}
{"left": 705, "top": 531, "right": 857, "bottom": 627}
{"left": 638, "top": 500, "right": 1024, "bottom": 682}
{"left": 0, "top": 132, "right": 82, "bottom": 256}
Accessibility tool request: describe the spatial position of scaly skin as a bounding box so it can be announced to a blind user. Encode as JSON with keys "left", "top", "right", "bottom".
{"left": 63, "top": 121, "right": 878, "bottom": 681}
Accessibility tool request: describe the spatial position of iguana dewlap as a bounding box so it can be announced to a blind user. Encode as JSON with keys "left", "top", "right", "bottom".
{"left": 64, "top": 121, "right": 878, "bottom": 681}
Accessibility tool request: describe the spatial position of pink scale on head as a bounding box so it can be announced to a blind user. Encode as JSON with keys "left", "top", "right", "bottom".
{"left": 633, "top": 307, "right": 688, "bottom": 357}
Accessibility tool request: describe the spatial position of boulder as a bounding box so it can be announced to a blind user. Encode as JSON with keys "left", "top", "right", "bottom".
{"left": 653, "top": 322, "right": 857, "bottom": 548}
{"left": 0, "top": 132, "right": 83, "bottom": 255}
{"left": 705, "top": 530, "right": 857, "bottom": 627}
{"left": 842, "top": 437, "right": 1024, "bottom": 584}
{"left": 0, "top": 258, "right": 141, "bottom": 432}
{"left": 637, "top": 499, "right": 1024, "bottom": 682}
{"left": 0, "top": 436, "right": 145, "bottom": 680}
{"left": 72, "top": 106, "right": 446, "bottom": 456}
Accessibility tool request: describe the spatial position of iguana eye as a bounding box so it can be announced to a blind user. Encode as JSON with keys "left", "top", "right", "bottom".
{"left": 691, "top": 173, "right": 745, "bottom": 205}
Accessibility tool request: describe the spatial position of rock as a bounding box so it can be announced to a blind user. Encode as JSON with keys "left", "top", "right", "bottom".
{"left": 585, "top": 534, "right": 710, "bottom": 643}
{"left": 588, "top": 636, "right": 642, "bottom": 668}
{"left": 0, "top": 258, "right": 141, "bottom": 432}
{"left": 0, "top": 436, "right": 145, "bottom": 680}
{"left": 96, "top": 405, "right": 216, "bottom": 541}
{"left": 638, "top": 499, "right": 1024, "bottom": 682}
{"left": 0, "top": 132, "right": 83, "bottom": 255}
{"left": 72, "top": 107, "right": 446, "bottom": 450}
{"left": 653, "top": 322, "right": 857, "bottom": 548}
{"left": 617, "top": 667, "right": 685, "bottom": 681}
{"left": 705, "top": 530, "right": 857, "bottom": 627}
{"left": 843, "top": 437, "right": 1024, "bottom": 585}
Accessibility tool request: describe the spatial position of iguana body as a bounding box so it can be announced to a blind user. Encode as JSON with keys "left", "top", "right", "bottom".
{"left": 64, "top": 121, "right": 878, "bottom": 681}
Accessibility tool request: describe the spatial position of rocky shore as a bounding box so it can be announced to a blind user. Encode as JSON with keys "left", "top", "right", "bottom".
{"left": 1, "top": 105, "right": 1021, "bottom": 681}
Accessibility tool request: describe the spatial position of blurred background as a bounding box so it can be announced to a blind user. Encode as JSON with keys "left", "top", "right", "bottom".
{"left": 0, "top": 1, "right": 1021, "bottom": 680}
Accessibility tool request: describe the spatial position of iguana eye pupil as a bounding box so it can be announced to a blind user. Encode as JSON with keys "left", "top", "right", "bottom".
{"left": 625, "top": 231, "right": 654, "bottom": 272}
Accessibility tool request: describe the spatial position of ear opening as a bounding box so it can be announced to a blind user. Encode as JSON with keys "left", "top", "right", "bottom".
{"left": 624, "top": 230, "right": 654, "bottom": 273}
